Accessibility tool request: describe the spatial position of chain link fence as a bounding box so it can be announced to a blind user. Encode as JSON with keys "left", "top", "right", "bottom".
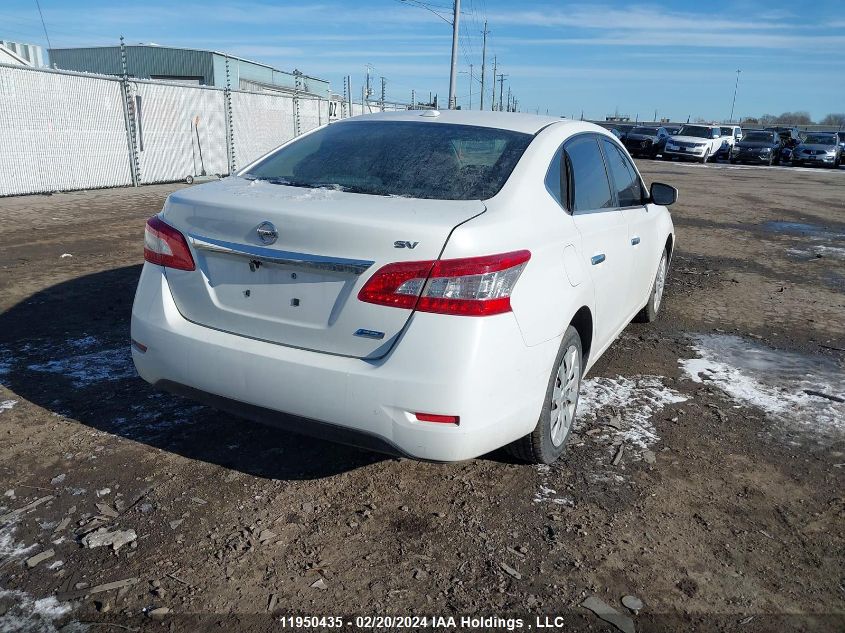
{"left": 0, "top": 62, "right": 418, "bottom": 197}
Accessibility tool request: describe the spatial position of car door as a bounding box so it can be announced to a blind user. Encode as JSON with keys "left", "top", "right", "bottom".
{"left": 564, "top": 134, "right": 632, "bottom": 347}
{"left": 600, "top": 137, "right": 656, "bottom": 313}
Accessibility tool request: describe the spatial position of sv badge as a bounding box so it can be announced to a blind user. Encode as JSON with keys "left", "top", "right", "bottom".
{"left": 394, "top": 240, "right": 419, "bottom": 249}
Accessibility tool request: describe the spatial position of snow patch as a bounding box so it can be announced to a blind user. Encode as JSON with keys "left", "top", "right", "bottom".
{"left": 0, "top": 589, "right": 74, "bottom": 633}
{"left": 680, "top": 334, "right": 845, "bottom": 443}
{"left": 787, "top": 245, "right": 845, "bottom": 260}
{"left": 0, "top": 347, "right": 12, "bottom": 379}
{"left": 577, "top": 375, "right": 688, "bottom": 450}
{"left": 27, "top": 347, "right": 136, "bottom": 387}
{"left": 0, "top": 524, "right": 36, "bottom": 561}
{"left": 0, "top": 400, "right": 17, "bottom": 413}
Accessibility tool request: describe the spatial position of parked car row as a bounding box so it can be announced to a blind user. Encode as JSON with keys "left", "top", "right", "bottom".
{"left": 604, "top": 122, "right": 844, "bottom": 168}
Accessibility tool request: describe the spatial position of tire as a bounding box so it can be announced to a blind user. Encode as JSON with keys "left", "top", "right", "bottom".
{"left": 506, "top": 326, "right": 583, "bottom": 465}
{"left": 700, "top": 149, "right": 710, "bottom": 164}
{"left": 185, "top": 175, "right": 194, "bottom": 184}
{"left": 767, "top": 154, "right": 774, "bottom": 166}
{"left": 634, "top": 250, "right": 668, "bottom": 323}
{"left": 730, "top": 158, "right": 737, "bottom": 164}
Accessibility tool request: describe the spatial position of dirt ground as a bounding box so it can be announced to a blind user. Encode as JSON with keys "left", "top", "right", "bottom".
{"left": 0, "top": 161, "right": 843, "bottom": 632}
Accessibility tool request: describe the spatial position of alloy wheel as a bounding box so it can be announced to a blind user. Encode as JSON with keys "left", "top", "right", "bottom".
{"left": 654, "top": 254, "right": 667, "bottom": 312}
{"left": 550, "top": 345, "right": 580, "bottom": 447}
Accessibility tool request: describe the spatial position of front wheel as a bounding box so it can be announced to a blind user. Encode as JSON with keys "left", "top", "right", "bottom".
{"left": 700, "top": 149, "right": 710, "bottom": 164}
{"left": 506, "top": 327, "right": 582, "bottom": 464}
{"left": 634, "top": 250, "right": 668, "bottom": 323}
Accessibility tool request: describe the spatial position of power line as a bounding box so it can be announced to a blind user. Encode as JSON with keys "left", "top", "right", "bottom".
{"left": 33, "top": 0, "right": 52, "bottom": 49}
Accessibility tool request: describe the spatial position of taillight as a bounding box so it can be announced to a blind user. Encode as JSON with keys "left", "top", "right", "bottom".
{"left": 144, "top": 216, "right": 195, "bottom": 271}
{"left": 358, "top": 250, "right": 530, "bottom": 316}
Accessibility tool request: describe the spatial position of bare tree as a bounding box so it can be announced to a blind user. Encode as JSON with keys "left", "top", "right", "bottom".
{"left": 820, "top": 113, "right": 845, "bottom": 126}
{"left": 775, "top": 111, "right": 813, "bottom": 125}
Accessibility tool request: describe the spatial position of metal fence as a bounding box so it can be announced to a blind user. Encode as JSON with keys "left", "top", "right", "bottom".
{"left": 0, "top": 62, "right": 418, "bottom": 197}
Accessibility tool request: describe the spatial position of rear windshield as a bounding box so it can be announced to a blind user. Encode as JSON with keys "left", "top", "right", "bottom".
{"left": 631, "top": 127, "right": 659, "bottom": 135}
{"left": 242, "top": 120, "right": 533, "bottom": 200}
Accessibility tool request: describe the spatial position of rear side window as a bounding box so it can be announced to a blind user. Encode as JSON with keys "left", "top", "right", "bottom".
{"left": 243, "top": 121, "right": 533, "bottom": 200}
{"left": 544, "top": 149, "right": 569, "bottom": 211}
{"left": 601, "top": 139, "right": 643, "bottom": 207}
{"left": 565, "top": 135, "right": 613, "bottom": 212}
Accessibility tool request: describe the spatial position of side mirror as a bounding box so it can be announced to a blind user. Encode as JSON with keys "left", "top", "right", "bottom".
{"left": 650, "top": 182, "right": 678, "bottom": 206}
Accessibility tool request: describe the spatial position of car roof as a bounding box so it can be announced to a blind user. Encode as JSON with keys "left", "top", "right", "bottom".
{"left": 333, "top": 110, "right": 573, "bottom": 135}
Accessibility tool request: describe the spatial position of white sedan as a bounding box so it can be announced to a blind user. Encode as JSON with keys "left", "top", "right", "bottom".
{"left": 131, "top": 111, "right": 677, "bottom": 464}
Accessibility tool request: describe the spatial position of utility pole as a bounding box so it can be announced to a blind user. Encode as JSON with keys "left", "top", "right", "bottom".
{"left": 380, "top": 76, "right": 386, "bottom": 112}
{"left": 411, "top": 89, "right": 416, "bottom": 109}
{"left": 496, "top": 73, "right": 507, "bottom": 113}
{"left": 448, "top": 0, "right": 461, "bottom": 109}
{"left": 490, "top": 56, "right": 497, "bottom": 111}
{"left": 729, "top": 69, "right": 741, "bottom": 123}
{"left": 479, "top": 20, "right": 489, "bottom": 111}
{"left": 365, "top": 65, "right": 373, "bottom": 101}
{"left": 653, "top": 108, "right": 658, "bottom": 122}
{"left": 506, "top": 86, "right": 511, "bottom": 112}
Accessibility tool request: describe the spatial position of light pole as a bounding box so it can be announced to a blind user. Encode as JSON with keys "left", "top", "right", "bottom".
{"left": 729, "top": 69, "right": 741, "bottom": 123}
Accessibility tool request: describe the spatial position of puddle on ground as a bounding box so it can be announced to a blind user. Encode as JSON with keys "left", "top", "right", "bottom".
{"left": 680, "top": 334, "right": 845, "bottom": 446}
{"left": 762, "top": 221, "right": 845, "bottom": 241}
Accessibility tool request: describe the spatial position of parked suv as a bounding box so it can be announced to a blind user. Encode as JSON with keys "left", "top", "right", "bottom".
{"left": 791, "top": 132, "right": 842, "bottom": 168}
{"left": 623, "top": 126, "right": 672, "bottom": 158}
{"left": 715, "top": 125, "right": 743, "bottom": 159}
{"left": 663, "top": 125, "right": 723, "bottom": 163}
{"left": 729, "top": 130, "right": 783, "bottom": 165}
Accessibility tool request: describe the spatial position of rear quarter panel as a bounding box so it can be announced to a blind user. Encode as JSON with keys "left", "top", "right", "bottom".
{"left": 441, "top": 121, "right": 597, "bottom": 349}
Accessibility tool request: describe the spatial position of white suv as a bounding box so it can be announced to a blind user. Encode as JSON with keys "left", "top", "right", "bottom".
{"left": 663, "top": 125, "right": 724, "bottom": 163}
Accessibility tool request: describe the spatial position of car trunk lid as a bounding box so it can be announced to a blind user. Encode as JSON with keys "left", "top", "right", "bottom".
{"left": 160, "top": 177, "right": 485, "bottom": 358}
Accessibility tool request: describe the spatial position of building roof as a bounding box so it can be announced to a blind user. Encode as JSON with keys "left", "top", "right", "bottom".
{"left": 0, "top": 43, "right": 30, "bottom": 66}
{"left": 48, "top": 43, "right": 324, "bottom": 82}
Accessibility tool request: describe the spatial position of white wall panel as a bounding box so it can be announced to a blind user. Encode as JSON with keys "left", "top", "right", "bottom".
{"left": 133, "top": 82, "right": 228, "bottom": 184}
{"left": 231, "top": 90, "right": 295, "bottom": 168}
{"left": 0, "top": 65, "right": 132, "bottom": 196}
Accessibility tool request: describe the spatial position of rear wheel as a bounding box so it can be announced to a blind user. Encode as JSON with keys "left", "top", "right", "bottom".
{"left": 634, "top": 250, "right": 668, "bottom": 323}
{"left": 506, "top": 326, "right": 582, "bottom": 464}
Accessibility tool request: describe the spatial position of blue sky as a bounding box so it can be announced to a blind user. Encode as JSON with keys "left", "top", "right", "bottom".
{"left": 3, "top": 0, "right": 844, "bottom": 121}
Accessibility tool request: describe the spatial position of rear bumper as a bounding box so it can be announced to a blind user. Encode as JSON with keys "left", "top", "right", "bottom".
{"left": 130, "top": 264, "right": 558, "bottom": 461}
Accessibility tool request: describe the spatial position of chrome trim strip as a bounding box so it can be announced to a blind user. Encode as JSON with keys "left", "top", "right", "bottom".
{"left": 188, "top": 234, "right": 374, "bottom": 275}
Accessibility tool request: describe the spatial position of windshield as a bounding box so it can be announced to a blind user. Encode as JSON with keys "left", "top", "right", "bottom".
{"left": 743, "top": 132, "right": 775, "bottom": 143}
{"left": 678, "top": 125, "right": 713, "bottom": 138}
{"left": 631, "top": 127, "right": 659, "bottom": 135}
{"left": 803, "top": 134, "right": 836, "bottom": 145}
{"left": 243, "top": 121, "right": 533, "bottom": 200}
{"left": 838, "top": 132, "right": 845, "bottom": 142}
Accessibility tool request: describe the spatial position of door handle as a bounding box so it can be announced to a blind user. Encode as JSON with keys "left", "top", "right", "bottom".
{"left": 631, "top": 236, "right": 641, "bottom": 245}
{"left": 591, "top": 253, "right": 606, "bottom": 265}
